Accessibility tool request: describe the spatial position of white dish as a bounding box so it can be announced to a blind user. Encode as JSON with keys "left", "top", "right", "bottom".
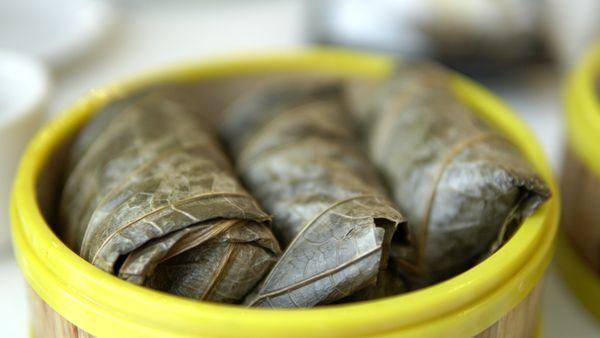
{"left": 0, "top": 51, "right": 50, "bottom": 251}
{"left": 0, "top": 0, "right": 116, "bottom": 69}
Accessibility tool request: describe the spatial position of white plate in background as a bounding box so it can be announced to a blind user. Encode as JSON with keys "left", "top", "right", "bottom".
{"left": 0, "top": 50, "right": 50, "bottom": 250}
{"left": 0, "top": 0, "right": 116, "bottom": 69}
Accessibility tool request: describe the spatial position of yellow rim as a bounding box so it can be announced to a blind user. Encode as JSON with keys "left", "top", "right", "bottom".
{"left": 566, "top": 42, "right": 600, "bottom": 177}
{"left": 11, "top": 49, "right": 559, "bottom": 338}
{"left": 556, "top": 233, "right": 600, "bottom": 320}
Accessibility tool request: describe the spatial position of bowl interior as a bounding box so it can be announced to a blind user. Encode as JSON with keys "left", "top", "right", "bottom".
{"left": 16, "top": 51, "right": 558, "bottom": 338}
{"left": 37, "top": 71, "right": 349, "bottom": 232}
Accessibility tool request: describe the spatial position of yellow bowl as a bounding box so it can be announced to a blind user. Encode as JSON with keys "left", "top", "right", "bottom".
{"left": 11, "top": 50, "right": 559, "bottom": 338}
{"left": 558, "top": 42, "right": 600, "bottom": 320}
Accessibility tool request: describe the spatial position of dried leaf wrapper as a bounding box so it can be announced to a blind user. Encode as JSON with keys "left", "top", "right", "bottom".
{"left": 221, "top": 81, "right": 406, "bottom": 307}
{"left": 60, "top": 88, "right": 280, "bottom": 303}
{"left": 366, "top": 62, "right": 551, "bottom": 285}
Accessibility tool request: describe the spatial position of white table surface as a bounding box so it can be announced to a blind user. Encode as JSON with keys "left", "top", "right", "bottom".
{"left": 0, "top": 1, "right": 598, "bottom": 337}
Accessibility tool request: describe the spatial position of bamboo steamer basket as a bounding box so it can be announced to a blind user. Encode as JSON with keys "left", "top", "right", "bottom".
{"left": 558, "top": 42, "right": 600, "bottom": 320}
{"left": 11, "top": 50, "right": 558, "bottom": 338}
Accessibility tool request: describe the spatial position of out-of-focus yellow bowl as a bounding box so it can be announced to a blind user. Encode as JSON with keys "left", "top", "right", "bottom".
{"left": 559, "top": 42, "right": 600, "bottom": 321}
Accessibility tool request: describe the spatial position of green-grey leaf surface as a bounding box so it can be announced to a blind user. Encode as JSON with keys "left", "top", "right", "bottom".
{"left": 220, "top": 81, "right": 407, "bottom": 307}
{"left": 365, "top": 62, "right": 551, "bottom": 286}
{"left": 60, "top": 88, "right": 280, "bottom": 303}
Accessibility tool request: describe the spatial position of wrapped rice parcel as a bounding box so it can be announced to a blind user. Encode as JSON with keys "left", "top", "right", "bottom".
{"left": 221, "top": 82, "right": 407, "bottom": 307}
{"left": 60, "top": 87, "right": 280, "bottom": 303}
{"left": 364, "top": 62, "right": 551, "bottom": 286}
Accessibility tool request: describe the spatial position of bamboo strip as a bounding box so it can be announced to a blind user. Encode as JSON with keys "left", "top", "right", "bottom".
{"left": 28, "top": 287, "right": 93, "bottom": 338}
{"left": 28, "top": 283, "right": 542, "bottom": 338}
{"left": 475, "top": 284, "right": 542, "bottom": 338}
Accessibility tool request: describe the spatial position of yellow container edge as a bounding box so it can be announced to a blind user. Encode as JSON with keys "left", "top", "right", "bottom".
{"left": 11, "top": 49, "right": 559, "bottom": 338}
{"left": 565, "top": 42, "right": 600, "bottom": 177}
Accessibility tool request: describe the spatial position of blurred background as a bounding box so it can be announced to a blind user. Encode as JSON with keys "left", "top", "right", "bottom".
{"left": 0, "top": 0, "right": 598, "bottom": 337}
